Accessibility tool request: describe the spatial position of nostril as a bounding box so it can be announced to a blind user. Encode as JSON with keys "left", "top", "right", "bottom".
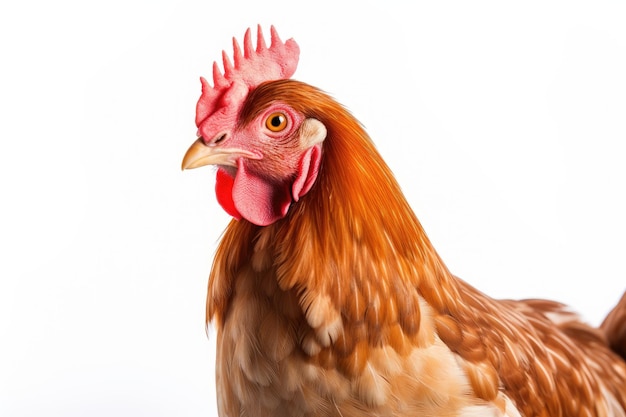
{"left": 213, "top": 133, "right": 227, "bottom": 145}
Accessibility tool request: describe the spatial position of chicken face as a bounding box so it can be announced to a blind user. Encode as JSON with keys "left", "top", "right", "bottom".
{"left": 181, "top": 27, "right": 324, "bottom": 226}
{"left": 182, "top": 96, "right": 326, "bottom": 226}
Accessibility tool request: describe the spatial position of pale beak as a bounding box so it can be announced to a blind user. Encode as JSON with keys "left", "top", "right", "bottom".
{"left": 181, "top": 138, "right": 261, "bottom": 170}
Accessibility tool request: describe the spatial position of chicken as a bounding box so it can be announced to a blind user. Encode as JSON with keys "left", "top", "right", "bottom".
{"left": 182, "top": 26, "right": 626, "bottom": 417}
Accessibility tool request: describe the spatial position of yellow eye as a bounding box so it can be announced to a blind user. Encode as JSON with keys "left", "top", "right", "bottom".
{"left": 265, "top": 112, "right": 288, "bottom": 132}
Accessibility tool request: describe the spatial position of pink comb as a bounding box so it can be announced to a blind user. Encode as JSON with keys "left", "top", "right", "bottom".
{"left": 195, "top": 26, "right": 300, "bottom": 127}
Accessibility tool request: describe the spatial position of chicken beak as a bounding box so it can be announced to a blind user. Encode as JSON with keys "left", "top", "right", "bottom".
{"left": 181, "top": 138, "right": 262, "bottom": 170}
{"left": 181, "top": 138, "right": 245, "bottom": 170}
{"left": 182, "top": 138, "right": 217, "bottom": 170}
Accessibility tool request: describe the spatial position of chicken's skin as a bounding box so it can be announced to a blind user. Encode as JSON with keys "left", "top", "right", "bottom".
{"left": 183, "top": 27, "right": 626, "bottom": 417}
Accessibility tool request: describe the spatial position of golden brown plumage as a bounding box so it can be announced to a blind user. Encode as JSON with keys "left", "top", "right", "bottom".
{"left": 603, "top": 292, "right": 626, "bottom": 362}
{"left": 184, "top": 27, "right": 626, "bottom": 417}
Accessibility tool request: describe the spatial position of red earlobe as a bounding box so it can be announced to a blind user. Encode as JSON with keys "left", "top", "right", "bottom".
{"left": 292, "top": 144, "right": 323, "bottom": 202}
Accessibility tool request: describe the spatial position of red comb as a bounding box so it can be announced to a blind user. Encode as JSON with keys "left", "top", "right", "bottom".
{"left": 195, "top": 26, "right": 300, "bottom": 127}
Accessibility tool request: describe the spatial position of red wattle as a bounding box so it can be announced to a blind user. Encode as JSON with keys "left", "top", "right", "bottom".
{"left": 231, "top": 159, "right": 291, "bottom": 226}
{"left": 216, "top": 168, "right": 242, "bottom": 220}
{"left": 214, "top": 145, "right": 322, "bottom": 226}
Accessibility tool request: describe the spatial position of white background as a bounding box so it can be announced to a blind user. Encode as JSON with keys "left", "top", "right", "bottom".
{"left": 1, "top": 1, "right": 625, "bottom": 415}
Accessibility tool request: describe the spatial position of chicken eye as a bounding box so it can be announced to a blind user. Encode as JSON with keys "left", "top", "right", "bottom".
{"left": 265, "top": 112, "right": 288, "bottom": 132}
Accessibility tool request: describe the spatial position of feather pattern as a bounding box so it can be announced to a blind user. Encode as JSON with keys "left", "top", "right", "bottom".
{"left": 603, "top": 292, "right": 626, "bottom": 361}
{"left": 198, "top": 80, "right": 626, "bottom": 416}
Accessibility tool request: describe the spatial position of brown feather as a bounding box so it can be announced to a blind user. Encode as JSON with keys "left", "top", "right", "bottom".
{"left": 602, "top": 292, "right": 626, "bottom": 361}
{"left": 205, "top": 79, "right": 626, "bottom": 416}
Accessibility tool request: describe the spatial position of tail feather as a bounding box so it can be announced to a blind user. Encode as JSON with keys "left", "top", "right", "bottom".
{"left": 601, "top": 292, "right": 626, "bottom": 361}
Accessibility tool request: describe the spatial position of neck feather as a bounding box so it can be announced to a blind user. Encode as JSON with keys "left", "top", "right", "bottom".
{"left": 208, "top": 86, "right": 461, "bottom": 335}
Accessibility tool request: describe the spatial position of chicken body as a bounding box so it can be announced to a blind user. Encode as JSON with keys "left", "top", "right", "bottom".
{"left": 183, "top": 28, "right": 626, "bottom": 417}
